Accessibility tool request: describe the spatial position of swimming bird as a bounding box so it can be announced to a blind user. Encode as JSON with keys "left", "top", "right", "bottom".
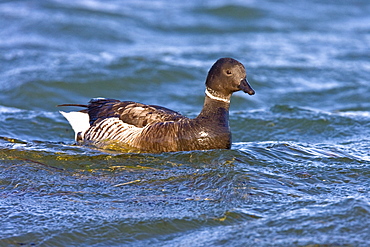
{"left": 59, "top": 58, "right": 255, "bottom": 153}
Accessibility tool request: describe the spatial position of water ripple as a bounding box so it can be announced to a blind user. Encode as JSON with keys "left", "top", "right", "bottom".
{"left": 1, "top": 0, "right": 370, "bottom": 246}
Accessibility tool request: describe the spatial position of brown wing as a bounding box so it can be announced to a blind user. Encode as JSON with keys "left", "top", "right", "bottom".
{"left": 85, "top": 98, "right": 186, "bottom": 128}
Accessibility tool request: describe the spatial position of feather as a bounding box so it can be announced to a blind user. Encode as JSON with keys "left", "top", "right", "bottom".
{"left": 59, "top": 111, "right": 90, "bottom": 141}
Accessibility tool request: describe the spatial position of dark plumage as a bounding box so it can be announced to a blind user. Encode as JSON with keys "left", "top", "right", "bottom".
{"left": 59, "top": 58, "right": 255, "bottom": 153}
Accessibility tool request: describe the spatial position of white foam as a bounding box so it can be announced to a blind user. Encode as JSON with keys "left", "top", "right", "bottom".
{"left": 0, "top": 105, "right": 23, "bottom": 113}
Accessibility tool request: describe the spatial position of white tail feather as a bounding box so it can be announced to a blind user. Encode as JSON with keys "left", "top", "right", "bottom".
{"left": 60, "top": 111, "right": 90, "bottom": 141}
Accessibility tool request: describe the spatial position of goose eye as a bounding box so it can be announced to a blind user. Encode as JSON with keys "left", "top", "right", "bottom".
{"left": 226, "top": 70, "right": 232, "bottom": 75}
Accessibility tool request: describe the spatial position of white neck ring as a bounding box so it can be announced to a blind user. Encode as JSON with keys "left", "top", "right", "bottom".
{"left": 205, "top": 88, "right": 230, "bottom": 103}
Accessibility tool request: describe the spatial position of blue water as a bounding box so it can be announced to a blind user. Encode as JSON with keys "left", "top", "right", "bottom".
{"left": 1, "top": 0, "right": 370, "bottom": 246}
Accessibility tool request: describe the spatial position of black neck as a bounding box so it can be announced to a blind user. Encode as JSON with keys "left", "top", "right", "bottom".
{"left": 196, "top": 96, "right": 230, "bottom": 127}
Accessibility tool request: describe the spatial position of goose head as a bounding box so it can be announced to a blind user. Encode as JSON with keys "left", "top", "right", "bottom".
{"left": 205, "top": 58, "right": 255, "bottom": 101}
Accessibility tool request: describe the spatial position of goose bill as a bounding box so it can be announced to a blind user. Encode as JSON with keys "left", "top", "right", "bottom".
{"left": 239, "top": 78, "right": 255, "bottom": 95}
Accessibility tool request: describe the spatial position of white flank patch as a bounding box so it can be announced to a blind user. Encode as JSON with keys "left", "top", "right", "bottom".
{"left": 86, "top": 117, "right": 143, "bottom": 145}
{"left": 60, "top": 111, "right": 90, "bottom": 141}
{"left": 199, "top": 131, "right": 208, "bottom": 137}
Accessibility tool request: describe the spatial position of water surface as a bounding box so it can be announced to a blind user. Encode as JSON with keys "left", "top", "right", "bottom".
{"left": 1, "top": 0, "right": 370, "bottom": 246}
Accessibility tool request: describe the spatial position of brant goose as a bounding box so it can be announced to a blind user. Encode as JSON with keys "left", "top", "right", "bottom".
{"left": 59, "top": 58, "right": 255, "bottom": 152}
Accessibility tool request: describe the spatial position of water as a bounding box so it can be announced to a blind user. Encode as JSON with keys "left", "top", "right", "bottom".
{"left": 1, "top": 0, "right": 370, "bottom": 246}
